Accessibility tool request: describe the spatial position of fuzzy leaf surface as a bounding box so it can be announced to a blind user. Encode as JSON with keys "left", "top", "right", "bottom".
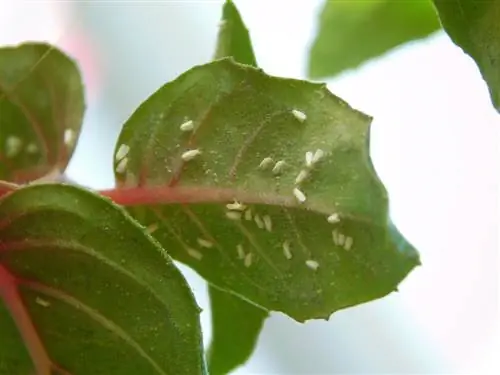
{"left": 209, "top": 2, "right": 268, "bottom": 374}
{"left": 0, "top": 43, "right": 85, "bottom": 183}
{"left": 0, "top": 184, "right": 205, "bottom": 375}
{"left": 112, "top": 58, "right": 420, "bottom": 322}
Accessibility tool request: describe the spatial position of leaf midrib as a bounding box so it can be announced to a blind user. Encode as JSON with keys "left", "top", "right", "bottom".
{"left": 101, "top": 186, "right": 379, "bottom": 225}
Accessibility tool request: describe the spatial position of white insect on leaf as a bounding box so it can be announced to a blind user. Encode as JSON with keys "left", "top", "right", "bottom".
{"left": 282, "top": 241, "right": 292, "bottom": 259}
{"left": 244, "top": 252, "right": 253, "bottom": 267}
{"left": 332, "top": 229, "right": 339, "bottom": 245}
{"left": 35, "top": 297, "right": 50, "bottom": 308}
{"left": 115, "top": 144, "right": 130, "bottom": 161}
{"left": 259, "top": 157, "right": 274, "bottom": 170}
{"left": 181, "top": 149, "right": 202, "bottom": 161}
{"left": 180, "top": 119, "right": 195, "bottom": 132}
{"left": 305, "top": 151, "right": 314, "bottom": 168}
{"left": 146, "top": 223, "right": 159, "bottom": 234}
{"left": 312, "top": 149, "right": 325, "bottom": 164}
{"left": 254, "top": 214, "right": 264, "bottom": 229}
{"left": 344, "top": 236, "right": 353, "bottom": 251}
{"left": 293, "top": 187, "right": 307, "bottom": 203}
{"left": 295, "top": 169, "right": 309, "bottom": 185}
{"left": 197, "top": 238, "right": 213, "bottom": 248}
{"left": 226, "top": 200, "right": 247, "bottom": 211}
{"left": 262, "top": 215, "right": 272, "bottom": 232}
{"left": 272, "top": 160, "right": 286, "bottom": 174}
{"left": 5, "top": 136, "right": 23, "bottom": 158}
{"left": 305, "top": 259, "right": 319, "bottom": 270}
{"left": 236, "top": 244, "right": 245, "bottom": 259}
{"left": 338, "top": 233, "right": 346, "bottom": 246}
{"left": 327, "top": 213, "right": 340, "bottom": 224}
{"left": 64, "top": 128, "right": 76, "bottom": 147}
{"left": 244, "top": 208, "right": 252, "bottom": 221}
{"left": 116, "top": 157, "right": 128, "bottom": 174}
{"left": 291, "top": 109, "right": 307, "bottom": 122}
{"left": 187, "top": 248, "right": 203, "bottom": 260}
{"left": 226, "top": 211, "right": 242, "bottom": 221}
{"left": 26, "top": 142, "right": 38, "bottom": 154}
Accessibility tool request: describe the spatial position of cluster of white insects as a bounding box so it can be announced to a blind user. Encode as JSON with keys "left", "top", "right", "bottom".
{"left": 115, "top": 143, "right": 130, "bottom": 174}
{"left": 116, "top": 109, "right": 355, "bottom": 272}
{"left": 3, "top": 129, "right": 76, "bottom": 159}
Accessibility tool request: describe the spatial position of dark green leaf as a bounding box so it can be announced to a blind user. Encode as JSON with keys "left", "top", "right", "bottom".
{"left": 433, "top": 0, "right": 500, "bottom": 111}
{"left": 112, "top": 58, "right": 420, "bottom": 322}
{"left": 214, "top": 0, "right": 257, "bottom": 67}
{"left": 309, "top": 0, "right": 440, "bottom": 78}
{"left": 207, "top": 286, "right": 268, "bottom": 375}
{"left": 0, "top": 184, "right": 205, "bottom": 375}
{"left": 208, "top": 3, "right": 266, "bottom": 374}
{"left": 0, "top": 43, "right": 85, "bottom": 183}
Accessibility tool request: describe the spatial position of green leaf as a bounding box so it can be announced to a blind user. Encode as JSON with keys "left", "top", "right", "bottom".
{"left": 111, "top": 58, "right": 420, "bottom": 322}
{"left": 207, "top": 286, "right": 268, "bottom": 375}
{"left": 0, "top": 184, "right": 205, "bottom": 375}
{"left": 0, "top": 43, "right": 85, "bottom": 183}
{"left": 309, "top": 0, "right": 440, "bottom": 78}
{"left": 208, "top": 3, "right": 267, "bottom": 374}
{"left": 214, "top": 0, "right": 258, "bottom": 67}
{"left": 432, "top": 0, "right": 500, "bottom": 111}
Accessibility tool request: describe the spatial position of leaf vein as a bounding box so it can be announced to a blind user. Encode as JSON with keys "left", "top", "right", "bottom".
{"left": 19, "top": 279, "right": 168, "bottom": 375}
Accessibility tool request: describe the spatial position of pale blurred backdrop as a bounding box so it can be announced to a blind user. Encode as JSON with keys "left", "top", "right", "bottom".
{"left": 0, "top": 0, "right": 498, "bottom": 374}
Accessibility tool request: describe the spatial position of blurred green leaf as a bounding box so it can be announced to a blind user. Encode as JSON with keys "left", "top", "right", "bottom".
{"left": 207, "top": 287, "right": 268, "bottom": 375}
{"left": 433, "top": 0, "right": 500, "bottom": 111}
{"left": 111, "top": 58, "right": 420, "bottom": 322}
{"left": 0, "top": 184, "right": 205, "bottom": 375}
{"left": 309, "top": 0, "right": 440, "bottom": 78}
{"left": 0, "top": 43, "right": 85, "bottom": 183}
{"left": 214, "top": 0, "right": 257, "bottom": 67}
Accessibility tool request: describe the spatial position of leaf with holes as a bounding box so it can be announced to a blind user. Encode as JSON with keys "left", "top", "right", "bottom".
{"left": 433, "top": 0, "right": 500, "bottom": 111}
{"left": 0, "top": 43, "right": 85, "bottom": 183}
{"left": 0, "top": 184, "right": 205, "bottom": 375}
{"left": 109, "top": 58, "right": 420, "bottom": 322}
{"left": 207, "top": 286, "right": 268, "bottom": 375}
{"left": 308, "top": 0, "right": 440, "bottom": 79}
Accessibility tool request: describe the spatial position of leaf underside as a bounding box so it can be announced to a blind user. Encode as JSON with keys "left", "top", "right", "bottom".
{"left": 309, "top": 0, "right": 440, "bottom": 78}
{"left": 0, "top": 43, "right": 85, "bottom": 183}
{"left": 208, "top": 2, "right": 269, "bottom": 374}
{"left": 113, "top": 58, "right": 420, "bottom": 322}
{"left": 207, "top": 286, "right": 268, "bottom": 375}
{"left": 0, "top": 184, "right": 205, "bottom": 375}
{"left": 433, "top": 0, "right": 500, "bottom": 111}
{"left": 213, "top": 0, "right": 258, "bottom": 67}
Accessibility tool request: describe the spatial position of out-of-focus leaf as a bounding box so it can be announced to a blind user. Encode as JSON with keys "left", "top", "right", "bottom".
{"left": 0, "top": 184, "right": 205, "bottom": 375}
{"left": 214, "top": 0, "right": 257, "bottom": 67}
{"left": 111, "top": 58, "right": 420, "bottom": 322}
{"left": 207, "top": 287, "right": 268, "bottom": 375}
{"left": 309, "top": 0, "right": 440, "bottom": 78}
{"left": 433, "top": 0, "right": 500, "bottom": 111}
{"left": 0, "top": 43, "right": 85, "bottom": 183}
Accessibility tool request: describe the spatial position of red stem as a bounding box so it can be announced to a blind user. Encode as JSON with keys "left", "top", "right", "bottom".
{"left": 0, "top": 266, "right": 51, "bottom": 375}
{"left": 100, "top": 186, "right": 297, "bottom": 208}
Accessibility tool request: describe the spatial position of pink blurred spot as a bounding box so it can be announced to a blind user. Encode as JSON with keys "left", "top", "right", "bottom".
{"left": 59, "top": 32, "right": 101, "bottom": 99}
